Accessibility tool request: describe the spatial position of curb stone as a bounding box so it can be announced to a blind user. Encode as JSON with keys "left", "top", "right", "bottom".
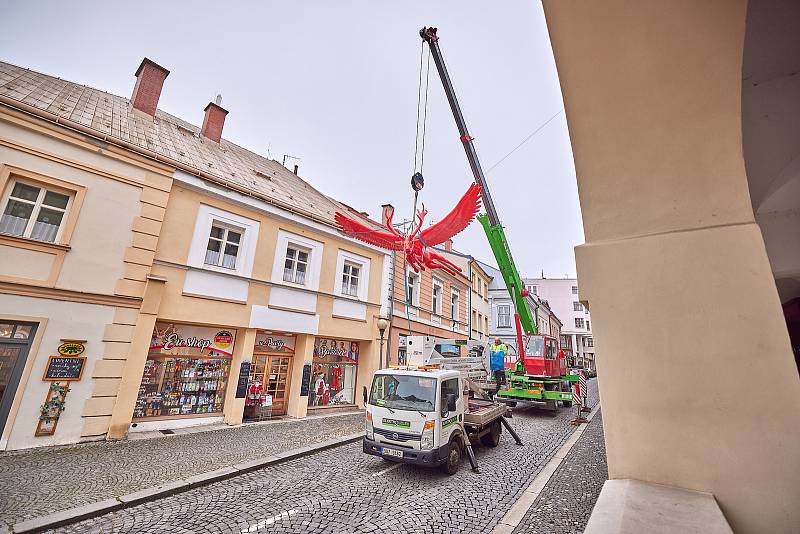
{"left": 11, "top": 432, "right": 364, "bottom": 533}
{"left": 491, "top": 404, "right": 602, "bottom": 534}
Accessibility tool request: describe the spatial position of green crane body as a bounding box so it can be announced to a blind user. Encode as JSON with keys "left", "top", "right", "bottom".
{"left": 477, "top": 214, "right": 537, "bottom": 336}
{"left": 420, "top": 26, "right": 579, "bottom": 407}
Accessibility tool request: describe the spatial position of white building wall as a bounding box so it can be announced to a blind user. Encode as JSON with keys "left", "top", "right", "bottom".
{"left": 1, "top": 295, "right": 115, "bottom": 450}
{"left": 525, "top": 278, "right": 596, "bottom": 368}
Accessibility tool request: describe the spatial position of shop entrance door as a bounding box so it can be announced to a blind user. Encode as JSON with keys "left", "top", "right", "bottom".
{"left": 248, "top": 355, "right": 292, "bottom": 417}
{"left": 0, "top": 322, "right": 37, "bottom": 437}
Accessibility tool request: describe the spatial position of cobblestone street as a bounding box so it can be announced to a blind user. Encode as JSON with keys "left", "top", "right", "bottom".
{"left": 0, "top": 413, "right": 364, "bottom": 529}
{"left": 33, "top": 380, "right": 601, "bottom": 534}
{"left": 514, "top": 412, "right": 607, "bottom": 534}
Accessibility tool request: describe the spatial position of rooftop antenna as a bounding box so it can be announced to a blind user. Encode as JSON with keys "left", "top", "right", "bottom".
{"left": 282, "top": 154, "right": 301, "bottom": 167}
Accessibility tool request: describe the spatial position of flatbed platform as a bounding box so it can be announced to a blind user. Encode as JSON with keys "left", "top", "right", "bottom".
{"left": 464, "top": 399, "right": 508, "bottom": 427}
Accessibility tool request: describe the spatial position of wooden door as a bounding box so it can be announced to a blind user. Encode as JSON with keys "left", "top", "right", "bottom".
{"left": 265, "top": 356, "right": 291, "bottom": 416}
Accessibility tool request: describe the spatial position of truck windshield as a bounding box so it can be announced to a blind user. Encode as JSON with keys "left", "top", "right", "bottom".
{"left": 369, "top": 374, "right": 436, "bottom": 412}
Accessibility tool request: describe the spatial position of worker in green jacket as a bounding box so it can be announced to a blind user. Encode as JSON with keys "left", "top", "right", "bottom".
{"left": 490, "top": 338, "right": 508, "bottom": 398}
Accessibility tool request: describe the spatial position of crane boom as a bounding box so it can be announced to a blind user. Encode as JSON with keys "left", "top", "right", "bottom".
{"left": 420, "top": 26, "right": 538, "bottom": 337}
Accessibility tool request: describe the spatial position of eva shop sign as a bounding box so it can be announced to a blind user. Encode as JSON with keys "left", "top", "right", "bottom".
{"left": 255, "top": 332, "right": 296, "bottom": 353}
{"left": 150, "top": 323, "right": 236, "bottom": 357}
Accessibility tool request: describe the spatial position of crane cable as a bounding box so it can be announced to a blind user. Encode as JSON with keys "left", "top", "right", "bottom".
{"left": 402, "top": 41, "right": 433, "bottom": 359}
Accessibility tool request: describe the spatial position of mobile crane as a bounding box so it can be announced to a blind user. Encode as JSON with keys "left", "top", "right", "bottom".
{"left": 419, "top": 27, "right": 577, "bottom": 409}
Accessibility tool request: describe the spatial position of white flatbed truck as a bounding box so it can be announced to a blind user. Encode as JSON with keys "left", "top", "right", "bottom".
{"left": 362, "top": 337, "right": 522, "bottom": 475}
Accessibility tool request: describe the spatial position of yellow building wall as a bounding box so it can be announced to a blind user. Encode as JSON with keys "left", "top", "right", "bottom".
{"left": 110, "top": 184, "right": 385, "bottom": 432}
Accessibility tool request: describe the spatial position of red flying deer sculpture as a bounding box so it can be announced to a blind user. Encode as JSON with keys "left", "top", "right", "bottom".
{"left": 334, "top": 183, "right": 482, "bottom": 276}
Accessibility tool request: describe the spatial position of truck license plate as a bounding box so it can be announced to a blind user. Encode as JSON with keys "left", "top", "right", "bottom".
{"left": 381, "top": 447, "right": 403, "bottom": 459}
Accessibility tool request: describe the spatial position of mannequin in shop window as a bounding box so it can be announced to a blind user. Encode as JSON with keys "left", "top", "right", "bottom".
{"left": 314, "top": 374, "right": 326, "bottom": 406}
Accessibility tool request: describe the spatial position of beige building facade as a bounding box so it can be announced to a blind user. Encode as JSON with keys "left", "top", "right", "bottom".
{"left": 0, "top": 86, "right": 173, "bottom": 450}
{"left": 0, "top": 58, "right": 390, "bottom": 449}
{"left": 542, "top": 1, "right": 800, "bottom": 532}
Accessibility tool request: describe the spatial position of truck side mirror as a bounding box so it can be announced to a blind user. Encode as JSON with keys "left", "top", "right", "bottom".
{"left": 446, "top": 393, "right": 457, "bottom": 413}
{"left": 362, "top": 386, "right": 368, "bottom": 405}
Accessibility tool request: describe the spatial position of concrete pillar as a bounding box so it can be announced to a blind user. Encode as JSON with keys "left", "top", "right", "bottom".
{"left": 223, "top": 327, "right": 256, "bottom": 426}
{"left": 286, "top": 334, "right": 313, "bottom": 418}
{"left": 106, "top": 276, "right": 165, "bottom": 440}
{"left": 356, "top": 340, "right": 377, "bottom": 409}
{"left": 542, "top": 1, "right": 800, "bottom": 532}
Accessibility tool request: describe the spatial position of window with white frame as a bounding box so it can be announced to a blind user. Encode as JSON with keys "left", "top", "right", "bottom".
{"left": 586, "top": 320, "right": 591, "bottom": 331}
{"left": 284, "top": 244, "right": 310, "bottom": 285}
{"left": 575, "top": 317, "right": 585, "bottom": 329}
{"left": 432, "top": 279, "right": 443, "bottom": 316}
{"left": 529, "top": 285, "right": 538, "bottom": 295}
{"left": 573, "top": 301, "right": 583, "bottom": 312}
{"left": 407, "top": 272, "right": 420, "bottom": 306}
{"left": 450, "top": 290, "right": 459, "bottom": 321}
{"left": 204, "top": 222, "right": 243, "bottom": 269}
{"left": 477, "top": 312, "right": 483, "bottom": 334}
{"left": 587, "top": 337, "right": 594, "bottom": 347}
{"left": 498, "top": 304, "right": 511, "bottom": 328}
{"left": 0, "top": 180, "right": 71, "bottom": 243}
{"left": 572, "top": 285, "right": 579, "bottom": 294}
{"left": 341, "top": 261, "right": 360, "bottom": 297}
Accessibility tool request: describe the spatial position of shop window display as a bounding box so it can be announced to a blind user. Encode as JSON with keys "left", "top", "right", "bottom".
{"left": 134, "top": 323, "right": 235, "bottom": 420}
{"left": 308, "top": 338, "right": 359, "bottom": 407}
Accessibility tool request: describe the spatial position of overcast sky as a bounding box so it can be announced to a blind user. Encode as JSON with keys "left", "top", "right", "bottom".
{"left": 0, "top": 1, "right": 584, "bottom": 277}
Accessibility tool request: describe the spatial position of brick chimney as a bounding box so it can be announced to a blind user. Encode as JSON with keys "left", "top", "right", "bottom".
{"left": 381, "top": 204, "right": 394, "bottom": 226}
{"left": 131, "top": 58, "right": 169, "bottom": 117}
{"left": 201, "top": 95, "right": 229, "bottom": 143}
{"left": 444, "top": 239, "right": 453, "bottom": 252}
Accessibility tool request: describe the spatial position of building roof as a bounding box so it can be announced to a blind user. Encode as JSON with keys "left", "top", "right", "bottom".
{"left": 0, "top": 60, "right": 355, "bottom": 227}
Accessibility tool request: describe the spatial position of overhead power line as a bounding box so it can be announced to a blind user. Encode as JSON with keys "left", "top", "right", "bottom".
{"left": 485, "top": 108, "right": 564, "bottom": 174}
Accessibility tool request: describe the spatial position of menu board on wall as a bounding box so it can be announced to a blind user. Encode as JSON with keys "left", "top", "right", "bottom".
{"left": 300, "top": 362, "right": 312, "bottom": 397}
{"left": 235, "top": 361, "right": 251, "bottom": 398}
{"left": 42, "top": 356, "right": 86, "bottom": 381}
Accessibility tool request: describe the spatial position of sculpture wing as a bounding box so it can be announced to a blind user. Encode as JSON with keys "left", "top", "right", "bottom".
{"left": 419, "top": 183, "right": 482, "bottom": 247}
{"left": 335, "top": 212, "right": 404, "bottom": 250}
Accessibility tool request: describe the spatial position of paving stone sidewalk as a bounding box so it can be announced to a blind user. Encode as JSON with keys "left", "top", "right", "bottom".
{"left": 0, "top": 412, "right": 364, "bottom": 529}
{"left": 513, "top": 411, "right": 608, "bottom": 534}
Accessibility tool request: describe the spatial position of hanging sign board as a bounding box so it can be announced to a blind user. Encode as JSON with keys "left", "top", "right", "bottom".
{"left": 235, "top": 361, "right": 251, "bottom": 399}
{"left": 42, "top": 355, "right": 86, "bottom": 381}
{"left": 300, "top": 361, "right": 313, "bottom": 397}
{"left": 57, "top": 341, "right": 85, "bottom": 356}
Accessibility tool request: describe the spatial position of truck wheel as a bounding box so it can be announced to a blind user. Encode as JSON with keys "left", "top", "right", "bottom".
{"left": 480, "top": 420, "right": 502, "bottom": 448}
{"left": 441, "top": 439, "right": 462, "bottom": 476}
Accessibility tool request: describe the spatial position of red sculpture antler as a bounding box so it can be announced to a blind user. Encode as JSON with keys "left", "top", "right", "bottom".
{"left": 334, "top": 183, "right": 482, "bottom": 276}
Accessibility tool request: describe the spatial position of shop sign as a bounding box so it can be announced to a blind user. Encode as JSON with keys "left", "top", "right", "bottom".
{"left": 313, "top": 338, "right": 359, "bottom": 363}
{"left": 255, "top": 333, "right": 295, "bottom": 353}
{"left": 57, "top": 341, "right": 85, "bottom": 356}
{"left": 150, "top": 323, "right": 236, "bottom": 357}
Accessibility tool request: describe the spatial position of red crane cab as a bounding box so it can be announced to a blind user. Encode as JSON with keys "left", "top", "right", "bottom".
{"left": 507, "top": 335, "right": 567, "bottom": 378}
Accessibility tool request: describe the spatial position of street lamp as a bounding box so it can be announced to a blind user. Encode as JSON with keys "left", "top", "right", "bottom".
{"left": 377, "top": 318, "right": 389, "bottom": 369}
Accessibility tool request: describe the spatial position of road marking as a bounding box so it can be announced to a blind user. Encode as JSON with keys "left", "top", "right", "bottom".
{"left": 370, "top": 462, "right": 402, "bottom": 477}
{"left": 241, "top": 509, "right": 298, "bottom": 533}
